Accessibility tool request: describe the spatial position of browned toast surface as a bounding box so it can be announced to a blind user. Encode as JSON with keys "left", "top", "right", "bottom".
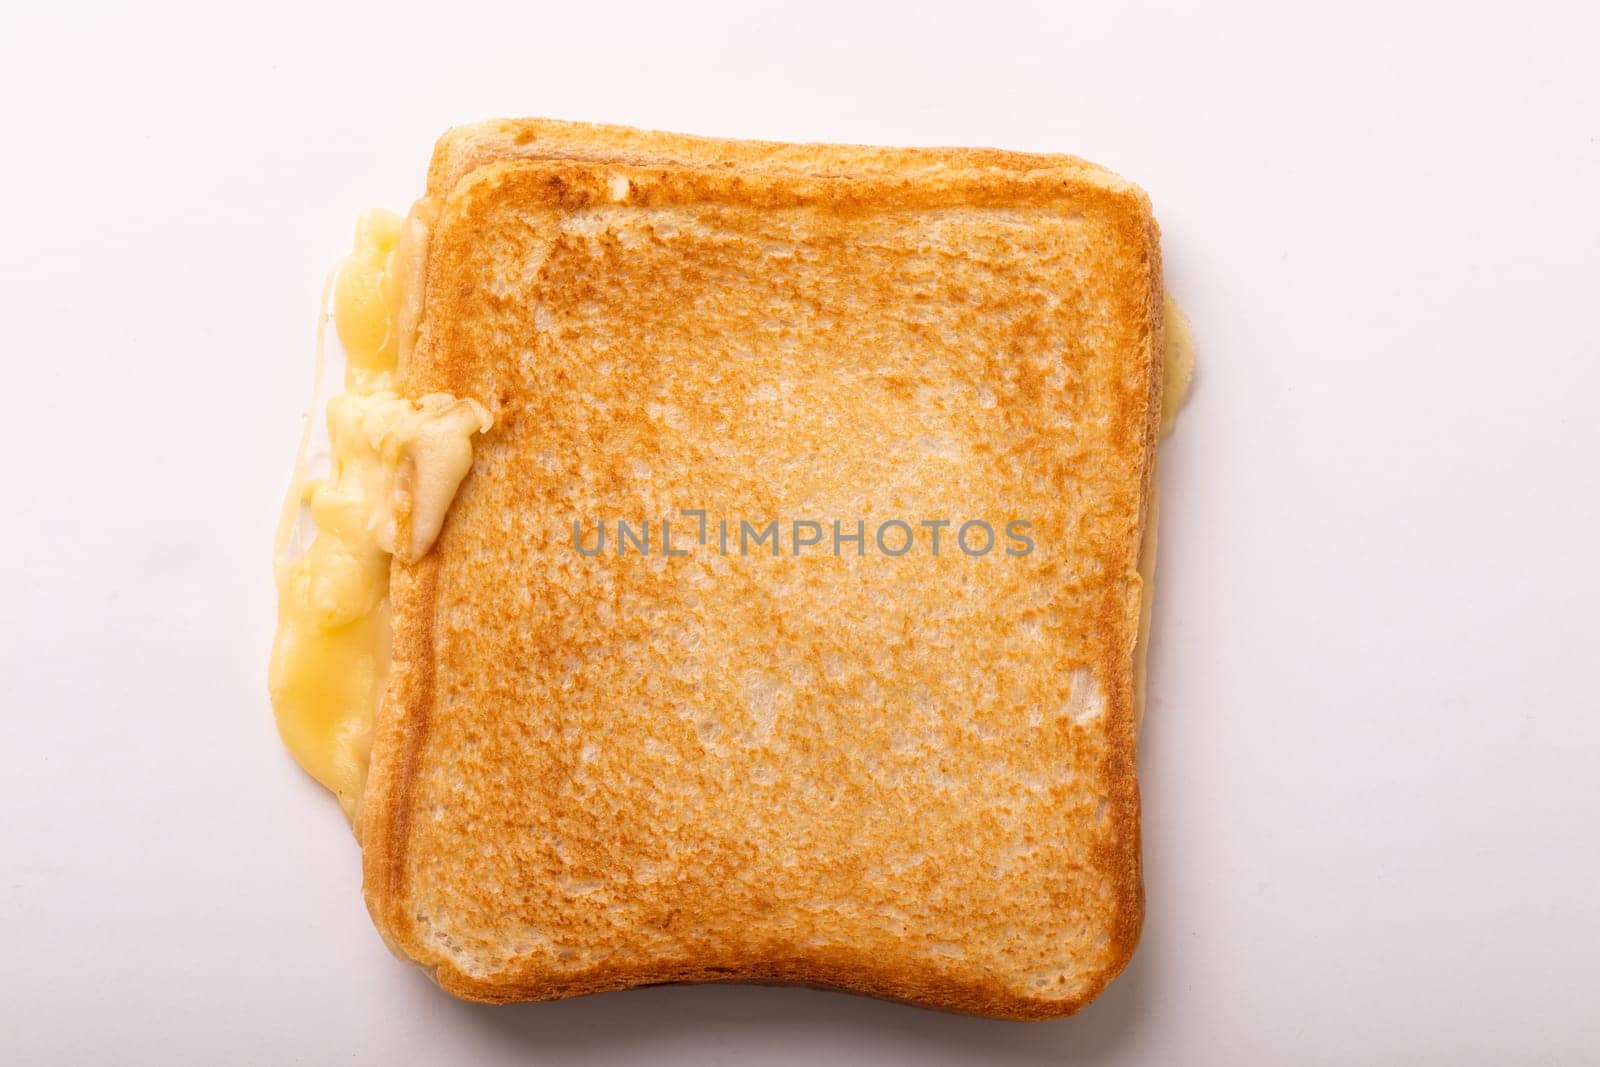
{"left": 361, "top": 123, "right": 1162, "bottom": 1019}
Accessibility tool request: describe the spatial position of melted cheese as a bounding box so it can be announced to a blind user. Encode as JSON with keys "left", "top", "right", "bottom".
{"left": 1160, "top": 294, "right": 1196, "bottom": 437}
{"left": 269, "top": 209, "right": 490, "bottom": 819}
{"left": 1133, "top": 294, "right": 1196, "bottom": 727}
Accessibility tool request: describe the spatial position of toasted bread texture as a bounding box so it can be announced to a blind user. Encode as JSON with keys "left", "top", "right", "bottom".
{"left": 360, "top": 120, "right": 1163, "bottom": 1020}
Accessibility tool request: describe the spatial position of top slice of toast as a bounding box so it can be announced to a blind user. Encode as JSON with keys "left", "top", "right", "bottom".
{"left": 360, "top": 119, "right": 1163, "bottom": 1019}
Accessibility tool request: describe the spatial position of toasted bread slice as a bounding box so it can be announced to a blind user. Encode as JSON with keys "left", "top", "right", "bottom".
{"left": 360, "top": 122, "right": 1162, "bottom": 1019}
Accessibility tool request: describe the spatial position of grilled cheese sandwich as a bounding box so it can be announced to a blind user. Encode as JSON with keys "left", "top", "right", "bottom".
{"left": 268, "top": 120, "right": 1190, "bottom": 1023}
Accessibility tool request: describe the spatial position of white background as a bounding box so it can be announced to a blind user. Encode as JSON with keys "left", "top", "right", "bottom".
{"left": 1, "top": 1, "right": 1597, "bottom": 1063}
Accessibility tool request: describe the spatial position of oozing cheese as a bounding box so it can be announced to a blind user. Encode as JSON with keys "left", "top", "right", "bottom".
{"left": 1133, "top": 294, "right": 1195, "bottom": 727}
{"left": 269, "top": 209, "right": 490, "bottom": 819}
{"left": 1160, "top": 294, "right": 1196, "bottom": 438}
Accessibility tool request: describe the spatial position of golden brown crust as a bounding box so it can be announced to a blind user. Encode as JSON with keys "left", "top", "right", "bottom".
{"left": 423, "top": 117, "right": 1131, "bottom": 205}
{"left": 361, "top": 122, "right": 1161, "bottom": 1020}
